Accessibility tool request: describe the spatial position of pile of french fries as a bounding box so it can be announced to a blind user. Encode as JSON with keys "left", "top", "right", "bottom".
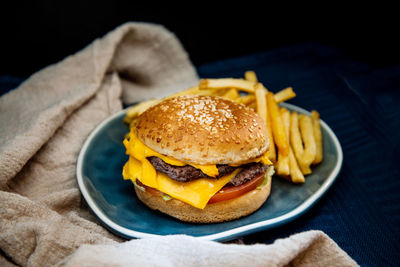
{"left": 124, "top": 71, "right": 323, "bottom": 184}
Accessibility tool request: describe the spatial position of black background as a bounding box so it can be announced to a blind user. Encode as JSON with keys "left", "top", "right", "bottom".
{"left": 1, "top": 2, "right": 398, "bottom": 77}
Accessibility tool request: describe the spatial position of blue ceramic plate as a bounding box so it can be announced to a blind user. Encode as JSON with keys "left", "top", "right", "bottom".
{"left": 77, "top": 103, "right": 343, "bottom": 241}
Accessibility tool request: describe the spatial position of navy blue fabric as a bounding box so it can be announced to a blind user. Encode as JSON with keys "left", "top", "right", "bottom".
{"left": 197, "top": 43, "right": 400, "bottom": 266}
{"left": 1, "top": 43, "right": 399, "bottom": 266}
{"left": 0, "top": 75, "right": 23, "bottom": 96}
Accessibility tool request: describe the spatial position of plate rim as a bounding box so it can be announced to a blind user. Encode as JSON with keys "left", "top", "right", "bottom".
{"left": 76, "top": 102, "right": 343, "bottom": 241}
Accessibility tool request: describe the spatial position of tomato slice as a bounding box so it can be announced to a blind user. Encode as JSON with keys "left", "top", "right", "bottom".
{"left": 207, "top": 171, "right": 266, "bottom": 204}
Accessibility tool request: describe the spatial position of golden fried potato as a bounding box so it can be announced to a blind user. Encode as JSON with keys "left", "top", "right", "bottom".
{"left": 199, "top": 78, "right": 256, "bottom": 93}
{"left": 244, "top": 70, "right": 258, "bottom": 83}
{"left": 124, "top": 99, "right": 161, "bottom": 123}
{"left": 274, "top": 87, "right": 296, "bottom": 103}
{"left": 298, "top": 114, "right": 316, "bottom": 174}
{"left": 311, "top": 110, "right": 323, "bottom": 164}
{"left": 267, "top": 92, "right": 289, "bottom": 157}
{"left": 290, "top": 111, "right": 304, "bottom": 166}
{"left": 222, "top": 88, "right": 240, "bottom": 101}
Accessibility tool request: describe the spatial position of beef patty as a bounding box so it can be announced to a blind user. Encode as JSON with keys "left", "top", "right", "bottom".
{"left": 147, "top": 156, "right": 268, "bottom": 186}
{"left": 147, "top": 156, "right": 236, "bottom": 181}
{"left": 227, "top": 163, "right": 268, "bottom": 186}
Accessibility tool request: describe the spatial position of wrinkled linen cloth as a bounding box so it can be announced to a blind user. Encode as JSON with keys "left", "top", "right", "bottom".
{"left": 0, "top": 22, "right": 358, "bottom": 267}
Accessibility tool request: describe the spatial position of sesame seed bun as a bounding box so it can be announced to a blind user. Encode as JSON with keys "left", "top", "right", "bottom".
{"left": 134, "top": 175, "right": 271, "bottom": 223}
{"left": 134, "top": 95, "right": 269, "bottom": 165}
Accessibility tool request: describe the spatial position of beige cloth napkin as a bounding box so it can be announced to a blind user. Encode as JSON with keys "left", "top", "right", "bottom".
{"left": 0, "top": 22, "right": 357, "bottom": 267}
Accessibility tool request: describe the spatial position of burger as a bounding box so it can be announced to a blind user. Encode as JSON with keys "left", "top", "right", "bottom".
{"left": 122, "top": 95, "right": 274, "bottom": 223}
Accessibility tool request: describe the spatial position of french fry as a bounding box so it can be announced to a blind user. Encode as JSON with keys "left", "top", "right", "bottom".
{"left": 222, "top": 88, "right": 239, "bottom": 101}
{"left": 196, "top": 89, "right": 219, "bottom": 96}
{"left": 290, "top": 111, "right": 304, "bottom": 166}
{"left": 280, "top": 108, "right": 291, "bottom": 136}
{"left": 298, "top": 114, "right": 316, "bottom": 175}
{"left": 167, "top": 86, "right": 200, "bottom": 97}
{"left": 281, "top": 108, "right": 305, "bottom": 183}
{"left": 266, "top": 105, "right": 276, "bottom": 162}
{"left": 288, "top": 148, "right": 305, "bottom": 183}
{"left": 244, "top": 70, "right": 258, "bottom": 83}
{"left": 311, "top": 110, "right": 323, "bottom": 164}
{"left": 275, "top": 107, "right": 290, "bottom": 176}
{"left": 167, "top": 86, "right": 218, "bottom": 98}
{"left": 199, "top": 78, "right": 256, "bottom": 93}
{"left": 276, "top": 151, "right": 290, "bottom": 177}
{"left": 267, "top": 92, "right": 289, "bottom": 157}
{"left": 254, "top": 83, "right": 277, "bottom": 162}
{"left": 124, "top": 99, "right": 161, "bottom": 123}
{"left": 258, "top": 84, "right": 276, "bottom": 162}
{"left": 248, "top": 101, "right": 257, "bottom": 111}
{"left": 255, "top": 84, "right": 267, "bottom": 122}
{"left": 236, "top": 94, "right": 256, "bottom": 105}
{"left": 274, "top": 87, "right": 296, "bottom": 103}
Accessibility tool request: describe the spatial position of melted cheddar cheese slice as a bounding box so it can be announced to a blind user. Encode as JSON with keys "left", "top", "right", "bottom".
{"left": 124, "top": 131, "right": 219, "bottom": 177}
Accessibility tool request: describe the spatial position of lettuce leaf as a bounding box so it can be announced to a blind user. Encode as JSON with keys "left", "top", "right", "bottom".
{"left": 257, "top": 166, "right": 275, "bottom": 189}
{"left": 162, "top": 195, "right": 172, "bottom": 201}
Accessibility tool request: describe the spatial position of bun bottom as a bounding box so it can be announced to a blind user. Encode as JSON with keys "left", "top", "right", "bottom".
{"left": 134, "top": 177, "right": 272, "bottom": 223}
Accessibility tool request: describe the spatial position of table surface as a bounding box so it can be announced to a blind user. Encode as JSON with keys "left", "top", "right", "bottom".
{"left": 1, "top": 42, "right": 400, "bottom": 266}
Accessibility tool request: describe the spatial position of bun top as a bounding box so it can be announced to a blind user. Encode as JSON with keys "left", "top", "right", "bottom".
{"left": 134, "top": 95, "right": 269, "bottom": 165}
